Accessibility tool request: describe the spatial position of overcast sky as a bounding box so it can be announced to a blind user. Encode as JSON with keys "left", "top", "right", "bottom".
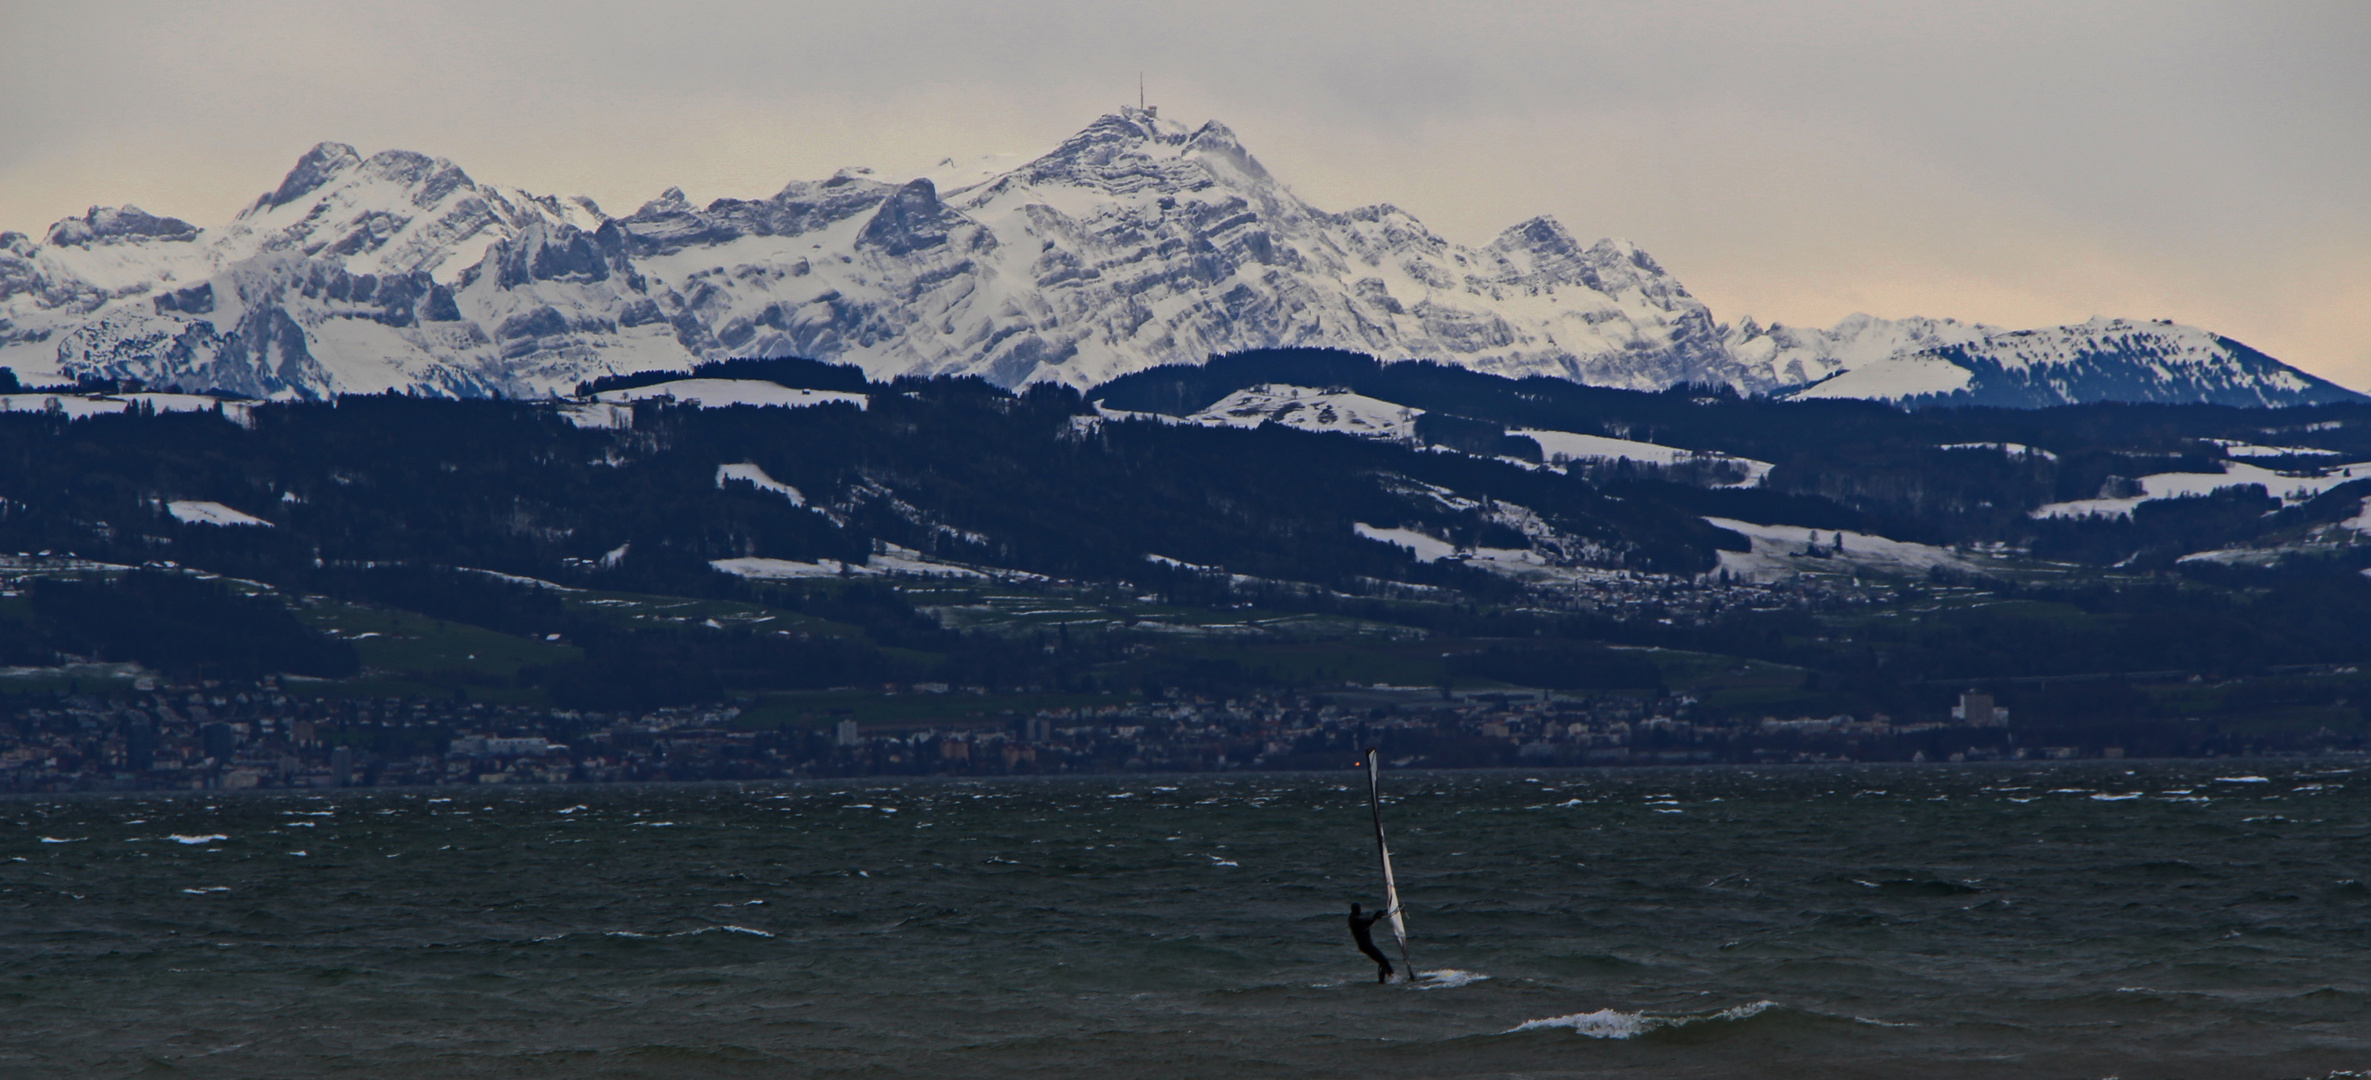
{"left": 5, "top": 1, "right": 2366, "bottom": 386}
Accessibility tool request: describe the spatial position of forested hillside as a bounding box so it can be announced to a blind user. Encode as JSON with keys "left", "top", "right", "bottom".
{"left": 2, "top": 352, "right": 2369, "bottom": 753}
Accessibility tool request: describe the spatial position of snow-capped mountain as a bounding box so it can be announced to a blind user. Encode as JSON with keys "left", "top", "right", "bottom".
{"left": 1779, "top": 317, "right": 2361, "bottom": 408}
{"left": 0, "top": 109, "right": 2355, "bottom": 406}
{"left": 588, "top": 109, "right": 1738, "bottom": 391}
{"left": 0, "top": 110, "right": 1735, "bottom": 399}
{"left": 2, "top": 143, "right": 631, "bottom": 398}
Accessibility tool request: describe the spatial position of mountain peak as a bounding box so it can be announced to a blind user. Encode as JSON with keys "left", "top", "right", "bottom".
{"left": 261, "top": 142, "right": 363, "bottom": 211}
{"left": 1491, "top": 215, "right": 1581, "bottom": 256}
{"left": 44, "top": 205, "right": 200, "bottom": 248}
{"left": 638, "top": 187, "right": 693, "bottom": 216}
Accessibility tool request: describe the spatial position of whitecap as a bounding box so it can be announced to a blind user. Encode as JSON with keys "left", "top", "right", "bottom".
{"left": 1509, "top": 1000, "right": 1775, "bottom": 1039}
{"left": 2091, "top": 793, "right": 2142, "bottom": 801}
{"left": 2216, "top": 775, "right": 2270, "bottom": 784}
{"left": 38, "top": 836, "right": 83, "bottom": 844}
{"left": 169, "top": 834, "right": 228, "bottom": 845}
{"left": 1416, "top": 969, "right": 1489, "bottom": 989}
{"left": 1206, "top": 855, "right": 1239, "bottom": 867}
{"left": 666, "top": 924, "right": 775, "bottom": 938}
{"left": 181, "top": 886, "right": 230, "bottom": 895}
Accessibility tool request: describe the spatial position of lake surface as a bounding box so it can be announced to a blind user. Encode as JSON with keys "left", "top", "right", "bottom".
{"left": 4, "top": 763, "right": 2368, "bottom": 1079}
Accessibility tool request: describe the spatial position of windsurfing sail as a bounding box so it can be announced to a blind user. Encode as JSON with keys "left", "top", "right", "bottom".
{"left": 1364, "top": 748, "right": 1412, "bottom": 977}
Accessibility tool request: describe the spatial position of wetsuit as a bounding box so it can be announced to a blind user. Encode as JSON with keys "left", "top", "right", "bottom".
{"left": 1348, "top": 905, "right": 1396, "bottom": 984}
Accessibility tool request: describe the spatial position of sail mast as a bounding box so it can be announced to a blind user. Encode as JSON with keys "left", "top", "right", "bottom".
{"left": 1365, "top": 749, "right": 1411, "bottom": 977}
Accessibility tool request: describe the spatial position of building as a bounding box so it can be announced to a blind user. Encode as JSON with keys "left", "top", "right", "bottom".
{"left": 1952, "top": 692, "right": 2007, "bottom": 726}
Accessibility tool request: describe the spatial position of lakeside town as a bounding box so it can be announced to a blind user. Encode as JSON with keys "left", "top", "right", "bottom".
{"left": 0, "top": 675, "right": 2337, "bottom": 794}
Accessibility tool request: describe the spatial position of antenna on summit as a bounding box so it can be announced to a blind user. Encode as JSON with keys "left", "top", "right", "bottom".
{"left": 1139, "top": 72, "right": 1145, "bottom": 112}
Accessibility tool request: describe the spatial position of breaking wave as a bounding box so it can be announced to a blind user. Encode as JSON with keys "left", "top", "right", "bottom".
{"left": 1508, "top": 1000, "right": 1777, "bottom": 1039}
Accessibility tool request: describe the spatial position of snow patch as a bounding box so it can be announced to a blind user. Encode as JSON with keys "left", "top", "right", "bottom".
{"left": 2032, "top": 460, "right": 2371, "bottom": 519}
{"left": 166, "top": 501, "right": 271, "bottom": 527}
{"left": 716, "top": 463, "right": 804, "bottom": 506}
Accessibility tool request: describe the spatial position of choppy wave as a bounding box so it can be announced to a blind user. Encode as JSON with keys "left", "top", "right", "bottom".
{"left": 9, "top": 764, "right": 2370, "bottom": 1077}
{"left": 1507, "top": 1000, "right": 1776, "bottom": 1039}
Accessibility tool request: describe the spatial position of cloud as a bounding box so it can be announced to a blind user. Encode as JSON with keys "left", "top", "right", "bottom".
{"left": 3, "top": 0, "right": 2364, "bottom": 384}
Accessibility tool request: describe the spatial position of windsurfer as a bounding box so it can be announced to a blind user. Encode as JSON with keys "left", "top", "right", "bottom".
{"left": 1348, "top": 902, "right": 1397, "bottom": 983}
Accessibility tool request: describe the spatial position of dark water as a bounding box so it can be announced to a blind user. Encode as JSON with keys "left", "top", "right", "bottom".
{"left": 5, "top": 764, "right": 2370, "bottom": 1079}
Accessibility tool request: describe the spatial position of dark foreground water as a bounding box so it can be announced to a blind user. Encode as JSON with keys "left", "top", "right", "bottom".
{"left": 4, "top": 764, "right": 2369, "bottom": 1079}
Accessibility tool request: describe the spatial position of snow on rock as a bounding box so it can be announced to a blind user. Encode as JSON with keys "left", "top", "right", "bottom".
{"left": 2032, "top": 460, "right": 2371, "bottom": 519}
{"left": 166, "top": 500, "right": 271, "bottom": 527}
{"left": 592, "top": 379, "right": 866, "bottom": 411}
{"left": 1705, "top": 517, "right": 1976, "bottom": 583}
{"left": 716, "top": 462, "right": 804, "bottom": 506}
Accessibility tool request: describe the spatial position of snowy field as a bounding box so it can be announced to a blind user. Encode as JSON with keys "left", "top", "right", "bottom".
{"left": 591, "top": 380, "right": 868, "bottom": 411}
{"left": 1705, "top": 517, "right": 1977, "bottom": 583}
{"left": 2032, "top": 459, "right": 2371, "bottom": 519}
{"left": 1938, "top": 442, "right": 2058, "bottom": 461}
{"left": 1187, "top": 385, "right": 1418, "bottom": 440}
{"left": 0, "top": 393, "right": 251, "bottom": 424}
{"left": 1515, "top": 428, "right": 1773, "bottom": 484}
{"left": 711, "top": 544, "right": 1032, "bottom": 582}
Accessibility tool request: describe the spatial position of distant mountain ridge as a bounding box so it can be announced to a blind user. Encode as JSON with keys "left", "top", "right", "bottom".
{"left": 1780, "top": 318, "right": 2361, "bottom": 408}
{"left": 0, "top": 109, "right": 2354, "bottom": 407}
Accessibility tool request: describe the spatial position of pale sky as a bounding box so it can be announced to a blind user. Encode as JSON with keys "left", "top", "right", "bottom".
{"left": 4, "top": 1, "right": 2366, "bottom": 387}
